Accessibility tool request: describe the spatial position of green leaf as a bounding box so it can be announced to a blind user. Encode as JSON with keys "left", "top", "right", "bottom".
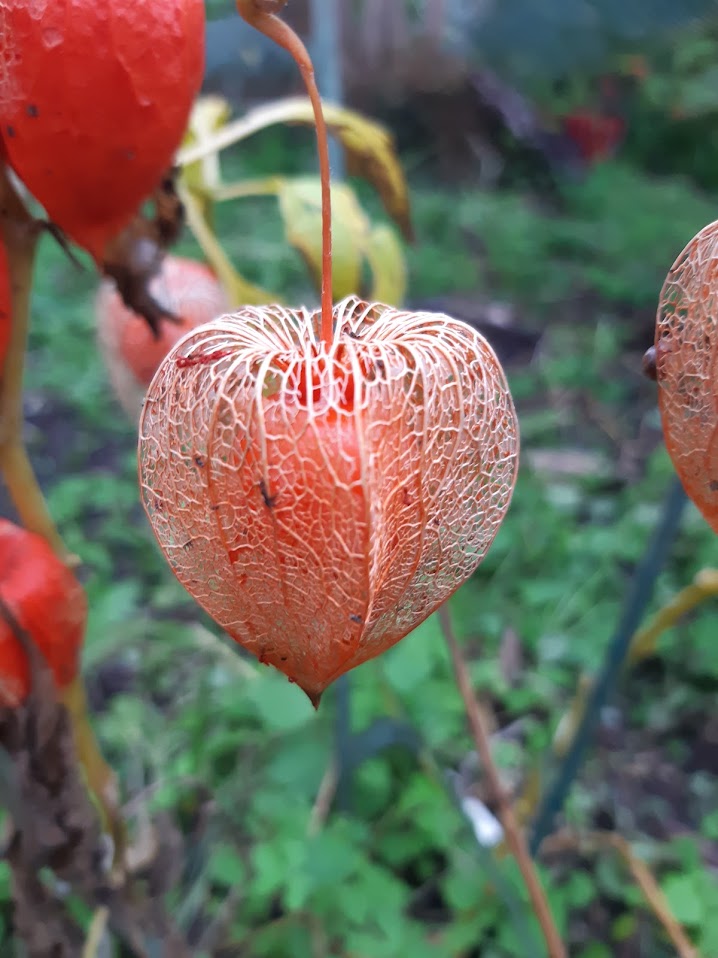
{"left": 251, "top": 837, "right": 305, "bottom": 900}
{"left": 208, "top": 846, "right": 246, "bottom": 888}
{"left": 381, "top": 615, "right": 443, "bottom": 694}
{"left": 243, "top": 669, "right": 315, "bottom": 731}
{"left": 662, "top": 873, "right": 705, "bottom": 927}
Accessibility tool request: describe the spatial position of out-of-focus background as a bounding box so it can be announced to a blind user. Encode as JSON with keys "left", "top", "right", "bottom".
{"left": 4, "top": 1, "right": 718, "bottom": 954}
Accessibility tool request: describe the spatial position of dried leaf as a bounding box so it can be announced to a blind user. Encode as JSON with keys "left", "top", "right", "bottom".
{"left": 101, "top": 171, "right": 186, "bottom": 337}
{"left": 277, "top": 177, "right": 369, "bottom": 300}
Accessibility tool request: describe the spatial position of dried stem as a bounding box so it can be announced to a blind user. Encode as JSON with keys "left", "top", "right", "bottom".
{"left": 236, "top": 0, "right": 333, "bottom": 343}
{"left": 439, "top": 606, "right": 567, "bottom": 958}
{"left": 608, "top": 835, "right": 700, "bottom": 958}
{"left": 542, "top": 830, "right": 700, "bottom": 958}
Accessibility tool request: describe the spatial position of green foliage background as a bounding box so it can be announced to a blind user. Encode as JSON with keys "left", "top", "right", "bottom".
{"left": 4, "top": 4, "right": 718, "bottom": 954}
{"left": 1, "top": 150, "right": 717, "bottom": 954}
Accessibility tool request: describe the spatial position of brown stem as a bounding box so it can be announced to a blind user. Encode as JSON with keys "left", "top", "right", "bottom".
{"left": 237, "top": 0, "right": 333, "bottom": 343}
{"left": 439, "top": 606, "right": 567, "bottom": 958}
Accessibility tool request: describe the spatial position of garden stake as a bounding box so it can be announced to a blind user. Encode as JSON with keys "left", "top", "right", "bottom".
{"left": 530, "top": 475, "right": 687, "bottom": 854}
{"left": 440, "top": 606, "right": 567, "bottom": 958}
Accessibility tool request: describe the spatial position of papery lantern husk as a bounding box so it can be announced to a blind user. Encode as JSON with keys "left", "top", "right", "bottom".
{"left": 139, "top": 296, "right": 519, "bottom": 704}
{"left": 655, "top": 220, "right": 718, "bottom": 532}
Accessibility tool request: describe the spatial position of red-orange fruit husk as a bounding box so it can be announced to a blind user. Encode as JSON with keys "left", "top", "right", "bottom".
{"left": 0, "top": 0, "right": 205, "bottom": 263}
{"left": 0, "top": 519, "right": 87, "bottom": 707}
{"left": 138, "top": 296, "right": 519, "bottom": 705}
{"left": 655, "top": 219, "right": 718, "bottom": 532}
{"left": 0, "top": 233, "right": 9, "bottom": 369}
{"left": 97, "top": 255, "right": 229, "bottom": 418}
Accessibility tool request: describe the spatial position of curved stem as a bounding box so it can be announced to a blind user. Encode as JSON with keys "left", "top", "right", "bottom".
{"left": 237, "top": 0, "right": 333, "bottom": 344}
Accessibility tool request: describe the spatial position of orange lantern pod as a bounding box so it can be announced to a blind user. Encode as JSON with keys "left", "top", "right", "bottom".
{"left": 655, "top": 220, "right": 718, "bottom": 532}
{"left": 0, "top": 0, "right": 205, "bottom": 262}
{"left": 138, "top": 296, "right": 519, "bottom": 705}
{"left": 97, "top": 255, "right": 229, "bottom": 418}
{"left": 0, "top": 235, "right": 9, "bottom": 369}
{"left": 0, "top": 519, "right": 86, "bottom": 707}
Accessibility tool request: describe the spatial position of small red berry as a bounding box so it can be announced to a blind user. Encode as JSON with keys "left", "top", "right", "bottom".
{"left": 0, "top": 520, "right": 87, "bottom": 707}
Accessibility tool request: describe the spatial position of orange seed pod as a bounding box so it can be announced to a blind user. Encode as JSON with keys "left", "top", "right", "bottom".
{"left": 655, "top": 220, "right": 718, "bottom": 531}
{"left": 138, "top": 296, "right": 519, "bottom": 705}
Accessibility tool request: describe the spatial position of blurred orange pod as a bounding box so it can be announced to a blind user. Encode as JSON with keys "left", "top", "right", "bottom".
{"left": 97, "top": 255, "right": 229, "bottom": 418}
{"left": 655, "top": 220, "right": 718, "bottom": 532}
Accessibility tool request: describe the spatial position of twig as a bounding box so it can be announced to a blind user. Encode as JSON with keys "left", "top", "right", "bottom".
{"left": 608, "top": 835, "right": 699, "bottom": 958}
{"left": 542, "top": 830, "right": 700, "bottom": 958}
{"left": 0, "top": 162, "right": 124, "bottom": 853}
{"left": 307, "top": 757, "right": 339, "bottom": 836}
{"left": 82, "top": 907, "right": 110, "bottom": 958}
{"left": 439, "top": 606, "right": 567, "bottom": 958}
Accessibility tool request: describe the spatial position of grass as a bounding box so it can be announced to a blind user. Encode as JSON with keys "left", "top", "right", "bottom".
{"left": 3, "top": 151, "right": 718, "bottom": 955}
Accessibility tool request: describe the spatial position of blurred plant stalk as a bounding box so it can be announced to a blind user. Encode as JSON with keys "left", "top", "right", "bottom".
{"left": 0, "top": 163, "right": 124, "bottom": 862}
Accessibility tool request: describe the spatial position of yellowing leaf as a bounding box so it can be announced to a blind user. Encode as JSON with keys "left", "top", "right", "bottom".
{"left": 178, "top": 182, "right": 277, "bottom": 308}
{"left": 181, "top": 95, "right": 233, "bottom": 198}
{"left": 321, "top": 103, "right": 414, "bottom": 243}
{"left": 365, "top": 224, "right": 407, "bottom": 306}
{"left": 178, "top": 97, "right": 413, "bottom": 241}
{"left": 277, "top": 177, "right": 370, "bottom": 301}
